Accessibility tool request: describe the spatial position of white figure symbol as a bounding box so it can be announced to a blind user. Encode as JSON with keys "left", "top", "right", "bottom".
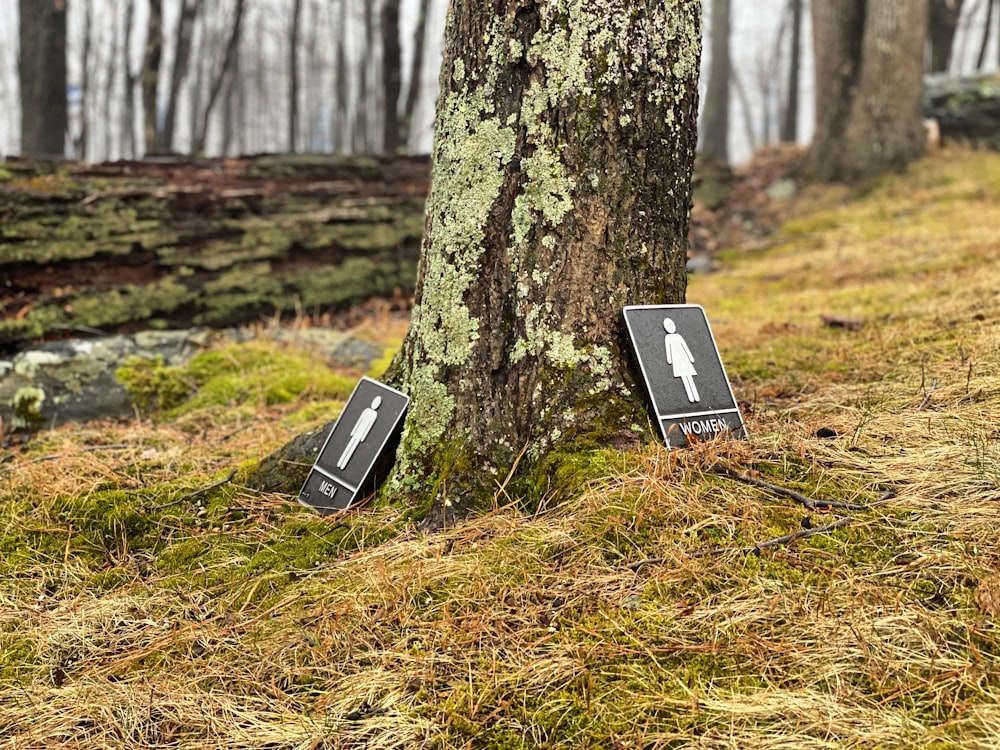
{"left": 337, "top": 395, "right": 382, "bottom": 469}
{"left": 663, "top": 317, "right": 700, "bottom": 403}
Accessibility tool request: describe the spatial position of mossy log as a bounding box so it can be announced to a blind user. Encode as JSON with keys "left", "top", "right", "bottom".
{"left": 924, "top": 74, "right": 1000, "bottom": 150}
{"left": 0, "top": 154, "right": 430, "bottom": 351}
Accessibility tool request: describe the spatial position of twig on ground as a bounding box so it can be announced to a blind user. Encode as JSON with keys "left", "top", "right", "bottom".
{"left": 624, "top": 516, "right": 857, "bottom": 571}
{"left": 693, "top": 516, "right": 856, "bottom": 557}
{"left": 710, "top": 464, "right": 872, "bottom": 510}
{"left": 916, "top": 378, "right": 938, "bottom": 411}
{"left": 29, "top": 444, "right": 134, "bottom": 464}
{"left": 149, "top": 469, "right": 237, "bottom": 511}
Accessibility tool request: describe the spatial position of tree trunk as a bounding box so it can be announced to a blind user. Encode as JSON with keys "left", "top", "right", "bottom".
{"left": 806, "top": 0, "right": 928, "bottom": 183}
{"left": 333, "top": 0, "right": 349, "bottom": 152}
{"left": 104, "top": 0, "right": 121, "bottom": 160}
{"left": 123, "top": 0, "right": 137, "bottom": 158}
{"left": 0, "top": 154, "right": 429, "bottom": 351}
{"left": 162, "top": 0, "right": 201, "bottom": 154}
{"left": 780, "top": 0, "right": 803, "bottom": 143}
{"left": 382, "top": 0, "right": 402, "bottom": 154}
{"left": 18, "top": 0, "right": 69, "bottom": 158}
{"left": 401, "top": 0, "right": 430, "bottom": 150}
{"left": 194, "top": 0, "right": 245, "bottom": 155}
{"left": 928, "top": 0, "right": 964, "bottom": 73}
{"left": 142, "top": 0, "right": 163, "bottom": 154}
{"left": 76, "top": 0, "right": 92, "bottom": 160}
{"left": 381, "top": 0, "right": 701, "bottom": 525}
{"left": 353, "top": 0, "right": 376, "bottom": 153}
{"left": 700, "top": 0, "right": 731, "bottom": 162}
{"left": 289, "top": 0, "right": 303, "bottom": 153}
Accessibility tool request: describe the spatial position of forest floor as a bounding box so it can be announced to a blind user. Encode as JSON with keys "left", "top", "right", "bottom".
{"left": 1, "top": 146, "right": 999, "bottom": 749}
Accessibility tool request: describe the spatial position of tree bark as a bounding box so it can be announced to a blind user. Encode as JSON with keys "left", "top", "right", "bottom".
{"left": 701, "top": 0, "right": 731, "bottom": 162}
{"left": 806, "top": 0, "right": 928, "bottom": 183}
{"left": 18, "top": 0, "right": 69, "bottom": 158}
{"left": 142, "top": 0, "right": 163, "bottom": 154}
{"left": 123, "top": 0, "right": 137, "bottom": 158}
{"left": 381, "top": 0, "right": 701, "bottom": 524}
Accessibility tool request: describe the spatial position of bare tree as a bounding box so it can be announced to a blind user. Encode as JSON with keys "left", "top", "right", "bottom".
{"left": 122, "top": 0, "right": 137, "bottom": 157}
{"left": 162, "top": 0, "right": 201, "bottom": 153}
{"left": 929, "top": 0, "right": 966, "bottom": 72}
{"left": 194, "top": 0, "right": 246, "bottom": 154}
{"left": 332, "top": 0, "right": 349, "bottom": 152}
{"left": 780, "top": 0, "right": 803, "bottom": 142}
{"left": 103, "top": 0, "right": 121, "bottom": 160}
{"left": 76, "top": 0, "right": 93, "bottom": 160}
{"left": 402, "top": 0, "right": 430, "bottom": 151}
{"left": 142, "top": 0, "right": 163, "bottom": 153}
{"left": 382, "top": 0, "right": 401, "bottom": 153}
{"left": 289, "top": 0, "right": 303, "bottom": 152}
{"left": 19, "top": 0, "right": 69, "bottom": 158}
{"left": 701, "top": 0, "right": 731, "bottom": 162}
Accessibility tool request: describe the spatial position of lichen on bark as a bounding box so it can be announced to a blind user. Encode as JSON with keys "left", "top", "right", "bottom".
{"left": 387, "top": 0, "right": 702, "bottom": 523}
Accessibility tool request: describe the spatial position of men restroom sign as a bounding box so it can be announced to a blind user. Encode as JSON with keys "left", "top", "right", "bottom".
{"left": 623, "top": 304, "right": 746, "bottom": 448}
{"left": 298, "top": 377, "right": 408, "bottom": 514}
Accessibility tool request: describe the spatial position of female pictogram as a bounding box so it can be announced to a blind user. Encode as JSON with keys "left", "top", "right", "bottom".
{"left": 663, "top": 317, "right": 699, "bottom": 403}
{"left": 337, "top": 396, "right": 382, "bottom": 469}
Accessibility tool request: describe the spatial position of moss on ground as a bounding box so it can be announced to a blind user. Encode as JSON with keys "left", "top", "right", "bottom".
{"left": 1, "top": 148, "right": 999, "bottom": 748}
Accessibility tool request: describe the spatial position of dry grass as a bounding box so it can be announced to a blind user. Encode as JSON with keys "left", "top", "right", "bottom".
{"left": 1, "top": 147, "right": 999, "bottom": 748}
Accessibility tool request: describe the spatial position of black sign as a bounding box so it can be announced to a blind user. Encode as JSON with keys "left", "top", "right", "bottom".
{"left": 623, "top": 304, "right": 745, "bottom": 448}
{"left": 298, "top": 377, "right": 409, "bottom": 514}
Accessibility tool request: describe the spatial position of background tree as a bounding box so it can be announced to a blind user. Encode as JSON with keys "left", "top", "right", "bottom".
{"left": 193, "top": 0, "right": 245, "bottom": 154}
{"left": 701, "top": 0, "right": 731, "bottom": 162}
{"left": 381, "top": 0, "right": 401, "bottom": 153}
{"left": 929, "top": 0, "right": 965, "bottom": 73}
{"left": 382, "top": 0, "right": 702, "bottom": 524}
{"left": 806, "top": 0, "right": 928, "bottom": 183}
{"left": 142, "top": 0, "right": 162, "bottom": 153}
{"left": 780, "top": 0, "right": 803, "bottom": 143}
{"left": 161, "top": 0, "right": 201, "bottom": 154}
{"left": 19, "top": 0, "right": 68, "bottom": 158}
{"left": 288, "top": 0, "right": 303, "bottom": 153}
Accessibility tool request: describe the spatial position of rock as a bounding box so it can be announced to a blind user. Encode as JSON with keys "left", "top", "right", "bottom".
{"left": 766, "top": 178, "right": 798, "bottom": 201}
{"left": 0, "top": 330, "right": 212, "bottom": 429}
{"left": 686, "top": 254, "right": 715, "bottom": 275}
{"left": 0, "top": 325, "right": 389, "bottom": 431}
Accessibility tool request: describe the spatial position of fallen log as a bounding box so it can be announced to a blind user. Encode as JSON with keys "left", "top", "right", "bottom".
{"left": 924, "top": 74, "right": 1000, "bottom": 151}
{"left": 0, "top": 154, "right": 430, "bottom": 351}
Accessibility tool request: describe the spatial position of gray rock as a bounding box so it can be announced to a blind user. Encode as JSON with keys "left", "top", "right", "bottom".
{"left": 766, "top": 178, "right": 798, "bottom": 201}
{"left": 0, "top": 330, "right": 212, "bottom": 429}
{"left": 0, "top": 326, "right": 388, "bottom": 430}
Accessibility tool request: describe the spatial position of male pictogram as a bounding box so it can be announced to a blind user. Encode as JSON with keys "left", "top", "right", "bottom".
{"left": 337, "top": 395, "right": 382, "bottom": 469}
{"left": 663, "top": 317, "right": 699, "bottom": 402}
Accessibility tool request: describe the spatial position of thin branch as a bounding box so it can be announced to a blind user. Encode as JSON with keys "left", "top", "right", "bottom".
{"left": 916, "top": 378, "right": 938, "bottom": 411}
{"left": 624, "top": 516, "right": 858, "bottom": 570}
{"left": 710, "top": 465, "right": 872, "bottom": 510}
{"left": 29, "top": 444, "right": 134, "bottom": 464}
{"left": 149, "top": 469, "right": 237, "bottom": 511}
{"left": 693, "top": 516, "right": 856, "bottom": 557}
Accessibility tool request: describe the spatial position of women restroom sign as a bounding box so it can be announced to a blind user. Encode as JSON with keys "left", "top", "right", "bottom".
{"left": 298, "top": 377, "right": 408, "bottom": 514}
{"left": 623, "top": 305, "right": 746, "bottom": 448}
